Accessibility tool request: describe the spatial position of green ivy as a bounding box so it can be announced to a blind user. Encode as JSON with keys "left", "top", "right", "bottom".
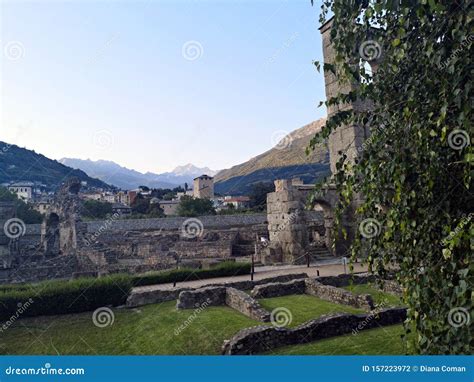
{"left": 311, "top": 0, "right": 472, "bottom": 354}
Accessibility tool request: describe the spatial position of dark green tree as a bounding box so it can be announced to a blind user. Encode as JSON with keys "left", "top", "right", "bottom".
{"left": 177, "top": 196, "right": 216, "bottom": 217}
{"left": 82, "top": 200, "right": 113, "bottom": 219}
{"left": 0, "top": 187, "right": 43, "bottom": 224}
{"left": 310, "top": 0, "right": 472, "bottom": 354}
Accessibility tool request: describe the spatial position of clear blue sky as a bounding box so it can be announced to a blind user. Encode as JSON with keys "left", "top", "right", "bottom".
{"left": 1, "top": 0, "right": 326, "bottom": 173}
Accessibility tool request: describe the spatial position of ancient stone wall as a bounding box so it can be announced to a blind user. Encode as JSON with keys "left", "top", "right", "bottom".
{"left": 176, "top": 286, "right": 227, "bottom": 309}
{"left": 127, "top": 273, "right": 309, "bottom": 308}
{"left": 305, "top": 279, "right": 374, "bottom": 310}
{"left": 225, "top": 288, "right": 270, "bottom": 322}
{"left": 222, "top": 308, "right": 407, "bottom": 355}
{"left": 250, "top": 279, "right": 306, "bottom": 299}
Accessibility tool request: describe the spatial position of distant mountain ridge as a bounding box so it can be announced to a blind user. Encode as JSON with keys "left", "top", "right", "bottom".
{"left": 0, "top": 142, "right": 113, "bottom": 191}
{"left": 214, "top": 118, "right": 330, "bottom": 195}
{"left": 59, "top": 158, "right": 218, "bottom": 190}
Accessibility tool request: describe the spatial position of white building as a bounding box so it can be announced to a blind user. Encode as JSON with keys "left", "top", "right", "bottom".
{"left": 8, "top": 182, "right": 33, "bottom": 201}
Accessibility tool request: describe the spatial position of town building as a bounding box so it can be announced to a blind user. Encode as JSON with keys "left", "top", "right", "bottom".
{"left": 7, "top": 182, "right": 33, "bottom": 202}
{"left": 222, "top": 196, "right": 251, "bottom": 209}
{"left": 112, "top": 203, "right": 132, "bottom": 216}
{"left": 159, "top": 200, "right": 180, "bottom": 216}
{"left": 193, "top": 175, "right": 214, "bottom": 199}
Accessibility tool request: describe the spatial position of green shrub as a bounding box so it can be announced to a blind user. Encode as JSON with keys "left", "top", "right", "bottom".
{"left": 0, "top": 262, "right": 251, "bottom": 319}
{"left": 0, "top": 275, "right": 132, "bottom": 320}
{"left": 132, "top": 262, "right": 251, "bottom": 287}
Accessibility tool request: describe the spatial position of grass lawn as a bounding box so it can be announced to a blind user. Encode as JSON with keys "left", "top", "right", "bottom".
{"left": 0, "top": 301, "right": 259, "bottom": 355}
{"left": 342, "top": 284, "right": 402, "bottom": 306}
{"left": 268, "top": 325, "right": 408, "bottom": 355}
{"left": 258, "top": 294, "right": 365, "bottom": 327}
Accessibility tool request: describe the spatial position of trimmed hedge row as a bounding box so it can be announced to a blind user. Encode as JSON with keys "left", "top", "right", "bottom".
{"left": 0, "top": 275, "right": 132, "bottom": 320}
{"left": 131, "top": 261, "right": 252, "bottom": 287}
{"left": 0, "top": 262, "right": 251, "bottom": 320}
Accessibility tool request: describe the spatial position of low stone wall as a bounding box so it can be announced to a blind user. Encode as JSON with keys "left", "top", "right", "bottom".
{"left": 305, "top": 279, "right": 374, "bottom": 310}
{"left": 316, "top": 274, "right": 375, "bottom": 287}
{"left": 126, "top": 286, "right": 192, "bottom": 308}
{"left": 250, "top": 279, "right": 306, "bottom": 299}
{"left": 126, "top": 273, "right": 310, "bottom": 308}
{"left": 225, "top": 288, "right": 270, "bottom": 322}
{"left": 380, "top": 279, "right": 403, "bottom": 296}
{"left": 176, "top": 286, "right": 227, "bottom": 309}
{"left": 222, "top": 307, "right": 407, "bottom": 355}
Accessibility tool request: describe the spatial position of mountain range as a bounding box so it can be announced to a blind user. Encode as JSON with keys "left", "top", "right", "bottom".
{"left": 214, "top": 118, "right": 330, "bottom": 195}
{"left": 59, "top": 159, "right": 218, "bottom": 190}
{"left": 1, "top": 118, "right": 329, "bottom": 195}
{"left": 0, "top": 142, "right": 112, "bottom": 191}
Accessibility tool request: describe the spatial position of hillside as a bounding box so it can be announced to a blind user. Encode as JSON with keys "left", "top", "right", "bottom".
{"left": 59, "top": 159, "right": 218, "bottom": 190}
{"left": 214, "top": 118, "right": 329, "bottom": 195}
{"left": 0, "top": 142, "right": 113, "bottom": 191}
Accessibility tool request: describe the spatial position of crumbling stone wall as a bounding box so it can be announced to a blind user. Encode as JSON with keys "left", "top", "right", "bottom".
{"left": 225, "top": 288, "right": 270, "bottom": 322}
{"left": 250, "top": 279, "right": 306, "bottom": 299}
{"left": 222, "top": 307, "right": 407, "bottom": 355}
{"left": 305, "top": 279, "right": 374, "bottom": 310}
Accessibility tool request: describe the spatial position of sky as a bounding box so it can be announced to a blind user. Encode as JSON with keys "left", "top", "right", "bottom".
{"left": 1, "top": 0, "right": 327, "bottom": 174}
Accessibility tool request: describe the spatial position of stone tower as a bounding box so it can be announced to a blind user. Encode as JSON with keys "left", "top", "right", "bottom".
{"left": 193, "top": 175, "right": 214, "bottom": 199}
{"left": 320, "top": 17, "right": 371, "bottom": 174}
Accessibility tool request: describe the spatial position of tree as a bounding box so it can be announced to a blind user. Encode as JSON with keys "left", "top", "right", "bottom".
{"left": 82, "top": 200, "right": 113, "bottom": 219}
{"left": 177, "top": 196, "right": 216, "bottom": 217}
{"left": 131, "top": 196, "right": 150, "bottom": 215}
{"left": 249, "top": 182, "right": 275, "bottom": 211}
{"left": 310, "top": 0, "right": 472, "bottom": 354}
{"left": 0, "top": 187, "right": 43, "bottom": 224}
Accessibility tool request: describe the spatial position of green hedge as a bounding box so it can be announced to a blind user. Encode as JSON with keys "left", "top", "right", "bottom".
{"left": 131, "top": 261, "right": 252, "bottom": 287}
{"left": 0, "top": 275, "right": 132, "bottom": 320}
{"left": 0, "top": 262, "right": 251, "bottom": 320}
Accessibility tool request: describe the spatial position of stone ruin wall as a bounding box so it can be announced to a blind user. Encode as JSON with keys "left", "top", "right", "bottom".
{"left": 0, "top": 209, "right": 272, "bottom": 284}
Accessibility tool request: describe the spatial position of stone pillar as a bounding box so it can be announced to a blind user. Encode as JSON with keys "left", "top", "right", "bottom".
{"left": 265, "top": 180, "right": 308, "bottom": 264}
